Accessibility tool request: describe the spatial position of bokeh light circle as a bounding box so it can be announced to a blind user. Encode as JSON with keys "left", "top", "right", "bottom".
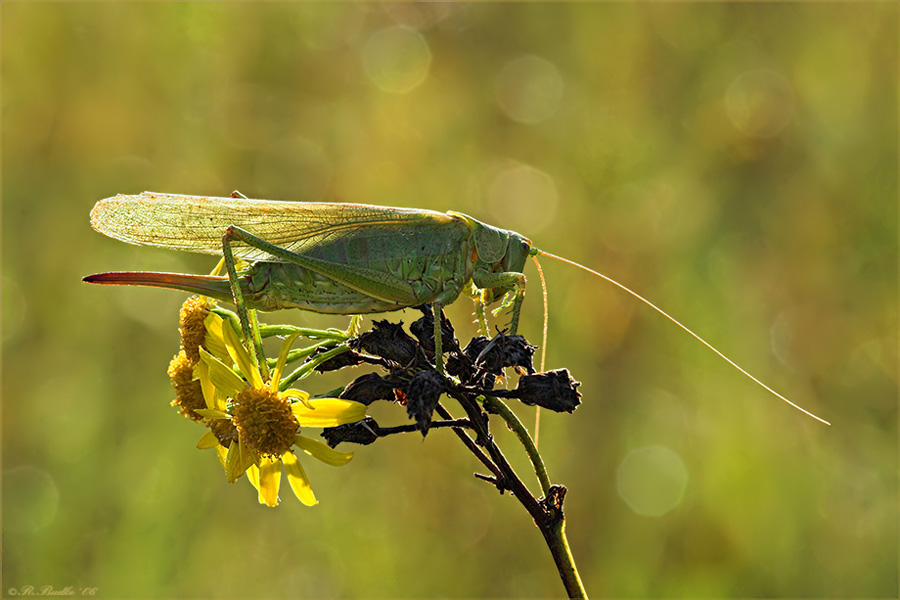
{"left": 495, "top": 55, "right": 564, "bottom": 124}
{"left": 616, "top": 445, "right": 688, "bottom": 517}
{"left": 3, "top": 466, "right": 60, "bottom": 533}
{"left": 362, "top": 26, "right": 432, "bottom": 94}
{"left": 487, "top": 163, "right": 559, "bottom": 235}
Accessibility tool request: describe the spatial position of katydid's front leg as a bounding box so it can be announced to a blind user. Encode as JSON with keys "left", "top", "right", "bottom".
{"left": 473, "top": 269, "right": 527, "bottom": 334}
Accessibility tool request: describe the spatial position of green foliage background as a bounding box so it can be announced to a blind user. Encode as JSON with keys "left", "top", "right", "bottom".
{"left": 3, "top": 3, "right": 896, "bottom": 598}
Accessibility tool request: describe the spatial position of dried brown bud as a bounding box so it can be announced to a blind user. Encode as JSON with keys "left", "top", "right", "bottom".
{"left": 321, "top": 417, "right": 380, "bottom": 447}
{"left": 350, "top": 320, "right": 418, "bottom": 366}
{"left": 406, "top": 368, "right": 447, "bottom": 435}
{"left": 515, "top": 369, "right": 581, "bottom": 413}
{"left": 339, "top": 372, "right": 398, "bottom": 405}
{"left": 312, "top": 348, "right": 367, "bottom": 372}
{"left": 410, "top": 306, "right": 458, "bottom": 355}
{"left": 474, "top": 333, "right": 535, "bottom": 375}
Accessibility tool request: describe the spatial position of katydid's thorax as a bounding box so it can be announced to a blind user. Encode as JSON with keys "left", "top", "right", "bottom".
{"left": 448, "top": 212, "right": 532, "bottom": 304}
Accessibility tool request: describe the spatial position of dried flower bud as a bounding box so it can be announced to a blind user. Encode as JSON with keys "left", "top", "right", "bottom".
{"left": 463, "top": 336, "right": 491, "bottom": 362}
{"left": 313, "top": 348, "right": 367, "bottom": 372}
{"left": 321, "top": 417, "right": 380, "bottom": 447}
{"left": 515, "top": 369, "right": 581, "bottom": 413}
{"left": 445, "top": 336, "right": 490, "bottom": 385}
{"left": 350, "top": 320, "right": 418, "bottom": 366}
{"left": 410, "top": 306, "right": 458, "bottom": 355}
{"left": 444, "top": 351, "right": 470, "bottom": 379}
{"left": 474, "top": 333, "right": 536, "bottom": 375}
{"left": 406, "top": 368, "right": 446, "bottom": 435}
{"left": 339, "top": 372, "right": 397, "bottom": 405}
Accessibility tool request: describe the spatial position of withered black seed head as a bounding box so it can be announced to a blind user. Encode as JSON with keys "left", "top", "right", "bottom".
{"left": 410, "top": 305, "right": 459, "bottom": 354}
{"left": 339, "top": 372, "right": 397, "bottom": 405}
{"left": 406, "top": 368, "right": 447, "bottom": 436}
{"left": 474, "top": 333, "right": 536, "bottom": 375}
{"left": 444, "top": 351, "right": 468, "bottom": 378}
{"left": 515, "top": 369, "right": 582, "bottom": 413}
{"left": 447, "top": 336, "right": 491, "bottom": 385}
{"left": 350, "top": 320, "right": 418, "bottom": 366}
{"left": 463, "top": 336, "right": 491, "bottom": 362}
{"left": 321, "top": 417, "right": 380, "bottom": 447}
{"left": 313, "top": 348, "right": 367, "bottom": 372}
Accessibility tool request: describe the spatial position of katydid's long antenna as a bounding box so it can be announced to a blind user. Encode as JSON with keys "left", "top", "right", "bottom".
{"left": 536, "top": 249, "right": 831, "bottom": 426}
{"left": 531, "top": 254, "right": 549, "bottom": 446}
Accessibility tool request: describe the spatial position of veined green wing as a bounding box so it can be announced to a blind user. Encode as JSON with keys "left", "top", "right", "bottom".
{"left": 89, "top": 192, "right": 457, "bottom": 262}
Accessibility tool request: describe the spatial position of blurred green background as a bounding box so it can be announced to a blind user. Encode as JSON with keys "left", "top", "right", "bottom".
{"left": 3, "top": 3, "right": 897, "bottom": 598}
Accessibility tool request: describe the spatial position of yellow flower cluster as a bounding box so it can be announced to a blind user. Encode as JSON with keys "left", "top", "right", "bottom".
{"left": 171, "top": 296, "right": 367, "bottom": 507}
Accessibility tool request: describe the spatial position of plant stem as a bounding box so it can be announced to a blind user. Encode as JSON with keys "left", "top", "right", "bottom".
{"left": 445, "top": 388, "right": 587, "bottom": 598}
{"left": 278, "top": 345, "right": 350, "bottom": 389}
{"left": 537, "top": 512, "right": 587, "bottom": 599}
{"left": 482, "top": 395, "right": 552, "bottom": 495}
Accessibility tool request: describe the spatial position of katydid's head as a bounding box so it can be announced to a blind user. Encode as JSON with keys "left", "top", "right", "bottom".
{"left": 476, "top": 223, "right": 531, "bottom": 304}
{"left": 503, "top": 230, "right": 533, "bottom": 277}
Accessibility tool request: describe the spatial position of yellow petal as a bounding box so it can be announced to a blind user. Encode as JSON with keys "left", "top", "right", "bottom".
{"left": 216, "top": 444, "right": 228, "bottom": 468}
{"left": 258, "top": 457, "right": 281, "bottom": 507}
{"left": 292, "top": 399, "right": 367, "bottom": 427}
{"left": 222, "top": 317, "right": 264, "bottom": 389}
{"left": 199, "top": 348, "right": 246, "bottom": 397}
{"left": 247, "top": 464, "right": 260, "bottom": 490}
{"left": 203, "top": 313, "right": 231, "bottom": 362}
{"left": 294, "top": 435, "right": 354, "bottom": 466}
{"left": 272, "top": 332, "right": 303, "bottom": 392}
{"left": 283, "top": 451, "right": 317, "bottom": 506}
{"left": 213, "top": 388, "right": 228, "bottom": 411}
{"left": 197, "top": 430, "right": 219, "bottom": 449}
{"left": 224, "top": 441, "right": 244, "bottom": 483}
{"left": 240, "top": 439, "right": 259, "bottom": 475}
{"left": 194, "top": 408, "right": 228, "bottom": 420}
{"left": 209, "top": 257, "right": 226, "bottom": 277}
{"left": 195, "top": 359, "right": 216, "bottom": 410}
{"left": 284, "top": 388, "right": 314, "bottom": 409}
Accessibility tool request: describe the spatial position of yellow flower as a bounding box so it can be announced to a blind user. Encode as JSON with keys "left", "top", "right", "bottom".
{"left": 168, "top": 351, "right": 206, "bottom": 421}
{"left": 179, "top": 295, "right": 212, "bottom": 363}
{"left": 168, "top": 296, "right": 216, "bottom": 422}
{"left": 193, "top": 314, "right": 367, "bottom": 507}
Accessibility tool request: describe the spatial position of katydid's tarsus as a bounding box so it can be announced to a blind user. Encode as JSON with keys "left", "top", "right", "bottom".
{"left": 84, "top": 191, "right": 830, "bottom": 426}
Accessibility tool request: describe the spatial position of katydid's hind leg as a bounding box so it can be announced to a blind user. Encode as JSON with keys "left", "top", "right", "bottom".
{"left": 225, "top": 225, "right": 419, "bottom": 307}
{"left": 432, "top": 302, "right": 444, "bottom": 373}
{"left": 221, "top": 227, "right": 267, "bottom": 375}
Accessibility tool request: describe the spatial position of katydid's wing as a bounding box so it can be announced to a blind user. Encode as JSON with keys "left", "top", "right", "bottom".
{"left": 90, "top": 192, "right": 458, "bottom": 262}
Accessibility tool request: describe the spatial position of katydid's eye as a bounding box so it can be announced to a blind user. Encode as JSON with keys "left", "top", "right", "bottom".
{"left": 521, "top": 240, "right": 530, "bottom": 253}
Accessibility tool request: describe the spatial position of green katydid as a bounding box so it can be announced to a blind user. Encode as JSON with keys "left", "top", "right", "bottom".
{"left": 83, "top": 191, "right": 830, "bottom": 426}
